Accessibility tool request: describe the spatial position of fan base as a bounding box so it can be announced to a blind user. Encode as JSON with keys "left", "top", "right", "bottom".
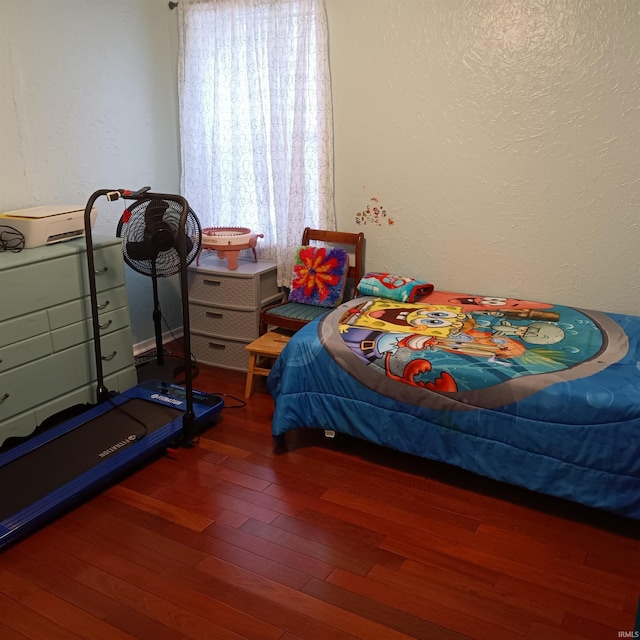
{"left": 136, "top": 356, "right": 198, "bottom": 384}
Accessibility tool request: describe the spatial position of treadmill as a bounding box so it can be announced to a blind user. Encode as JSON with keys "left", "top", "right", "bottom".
{"left": 0, "top": 188, "right": 223, "bottom": 551}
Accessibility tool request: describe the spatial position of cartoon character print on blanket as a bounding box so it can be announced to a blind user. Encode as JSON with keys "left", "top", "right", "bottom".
{"left": 320, "top": 291, "right": 629, "bottom": 410}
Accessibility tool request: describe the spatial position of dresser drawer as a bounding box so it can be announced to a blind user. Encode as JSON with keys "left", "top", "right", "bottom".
{"left": 188, "top": 271, "right": 258, "bottom": 309}
{"left": 0, "top": 364, "right": 138, "bottom": 446}
{"left": 191, "top": 332, "right": 250, "bottom": 371}
{"left": 47, "top": 285, "right": 129, "bottom": 330}
{"left": 0, "top": 243, "right": 125, "bottom": 322}
{"left": 0, "top": 333, "right": 53, "bottom": 373}
{"left": 110, "top": 367, "right": 139, "bottom": 396}
{"left": 0, "top": 411, "right": 37, "bottom": 447}
{"left": 0, "top": 343, "right": 95, "bottom": 421}
{"left": 33, "top": 385, "right": 94, "bottom": 427}
{"left": 189, "top": 302, "right": 259, "bottom": 340}
{"left": 0, "top": 311, "right": 49, "bottom": 347}
{"left": 95, "top": 328, "right": 135, "bottom": 377}
{"left": 50, "top": 307, "right": 132, "bottom": 352}
{"left": 0, "top": 254, "right": 81, "bottom": 321}
{"left": 0, "top": 328, "right": 133, "bottom": 421}
{"left": 87, "top": 243, "right": 126, "bottom": 288}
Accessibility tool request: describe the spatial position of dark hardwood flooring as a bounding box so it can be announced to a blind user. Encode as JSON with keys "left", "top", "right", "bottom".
{"left": 1, "top": 362, "right": 639, "bottom": 640}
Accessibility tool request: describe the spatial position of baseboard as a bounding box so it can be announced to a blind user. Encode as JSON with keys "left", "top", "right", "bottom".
{"left": 133, "top": 328, "right": 183, "bottom": 357}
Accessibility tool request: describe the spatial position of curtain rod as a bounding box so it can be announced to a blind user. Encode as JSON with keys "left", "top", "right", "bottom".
{"left": 169, "top": 1, "right": 178, "bottom": 9}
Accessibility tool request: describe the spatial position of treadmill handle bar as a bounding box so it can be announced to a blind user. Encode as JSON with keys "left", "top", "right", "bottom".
{"left": 83, "top": 188, "right": 197, "bottom": 443}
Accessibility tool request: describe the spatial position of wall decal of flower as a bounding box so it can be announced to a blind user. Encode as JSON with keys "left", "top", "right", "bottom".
{"left": 355, "top": 197, "right": 394, "bottom": 226}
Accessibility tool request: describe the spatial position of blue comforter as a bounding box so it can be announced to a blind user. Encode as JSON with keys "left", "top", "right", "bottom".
{"left": 269, "top": 293, "right": 640, "bottom": 519}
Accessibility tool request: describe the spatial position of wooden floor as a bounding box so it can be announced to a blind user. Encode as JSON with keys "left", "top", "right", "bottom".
{"left": 1, "top": 363, "right": 639, "bottom": 640}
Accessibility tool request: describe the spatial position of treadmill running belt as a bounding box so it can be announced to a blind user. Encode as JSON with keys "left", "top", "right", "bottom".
{"left": 0, "top": 398, "right": 182, "bottom": 521}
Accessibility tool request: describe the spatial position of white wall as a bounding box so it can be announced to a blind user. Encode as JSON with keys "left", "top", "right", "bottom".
{"left": 2, "top": 0, "right": 638, "bottom": 329}
{"left": 327, "top": 0, "right": 639, "bottom": 316}
{"left": 0, "top": 0, "right": 182, "bottom": 344}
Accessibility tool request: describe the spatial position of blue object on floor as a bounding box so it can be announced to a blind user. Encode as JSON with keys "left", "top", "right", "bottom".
{"left": 0, "top": 380, "right": 222, "bottom": 551}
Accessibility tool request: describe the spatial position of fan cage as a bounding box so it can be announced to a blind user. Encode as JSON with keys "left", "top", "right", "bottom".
{"left": 117, "top": 198, "right": 202, "bottom": 277}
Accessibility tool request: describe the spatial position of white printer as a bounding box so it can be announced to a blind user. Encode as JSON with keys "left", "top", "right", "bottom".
{"left": 0, "top": 205, "right": 96, "bottom": 249}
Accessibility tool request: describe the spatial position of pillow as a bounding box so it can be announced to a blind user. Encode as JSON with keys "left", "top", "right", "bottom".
{"left": 288, "top": 245, "right": 350, "bottom": 307}
{"left": 357, "top": 272, "right": 434, "bottom": 302}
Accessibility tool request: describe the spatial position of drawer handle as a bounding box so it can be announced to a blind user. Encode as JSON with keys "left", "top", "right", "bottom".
{"left": 204, "top": 279, "right": 221, "bottom": 287}
{"left": 0, "top": 393, "right": 9, "bottom": 404}
{"left": 208, "top": 342, "right": 226, "bottom": 350}
{"left": 95, "top": 266, "right": 109, "bottom": 275}
{"left": 97, "top": 299, "right": 110, "bottom": 310}
{"left": 102, "top": 350, "right": 117, "bottom": 361}
{"left": 99, "top": 319, "right": 113, "bottom": 330}
{"left": 205, "top": 311, "right": 223, "bottom": 319}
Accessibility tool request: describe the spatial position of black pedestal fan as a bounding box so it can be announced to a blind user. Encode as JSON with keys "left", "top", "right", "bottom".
{"left": 117, "top": 195, "right": 202, "bottom": 382}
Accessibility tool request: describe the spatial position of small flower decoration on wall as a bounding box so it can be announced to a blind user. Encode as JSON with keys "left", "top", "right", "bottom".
{"left": 355, "top": 197, "right": 394, "bottom": 226}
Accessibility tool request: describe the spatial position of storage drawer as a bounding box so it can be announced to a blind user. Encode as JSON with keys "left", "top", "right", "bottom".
{"left": 0, "top": 311, "right": 49, "bottom": 347}
{"left": 0, "top": 365, "right": 138, "bottom": 446}
{"left": 111, "top": 367, "right": 139, "bottom": 396}
{"left": 189, "top": 302, "right": 259, "bottom": 340}
{"left": 0, "top": 343, "right": 94, "bottom": 421}
{"left": 0, "top": 243, "right": 125, "bottom": 321}
{"left": 258, "top": 267, "right": 280, "bottom": 305}
{"left": 93, "top": 328, "right": 136, "bottom": 378}
{"left": 50, "top": 307, "right": 132, "bottom": 352}
{"left": 0, "top": 254, "right": 80, "bottom": 321}
{"left": 0, "top": 410, "right": 37, "bottom": 447}
{"left": 47, "top": 285, "right": 129, "bottom": 330}
{"left": 191, "top": 332, "right": 250, "bottom": 371}
{"left": 34, "top": 385, "right": 94, "bottom": 427}
{"left": 0, "top": 328, "right": 133, "bottom": 421}
{"left": 188, "top": 271, "right": 258, "bottom": 309}
{"left": 0, "top": 333, "right": 53, "bottom": 373}
{"left": 32, "top": 367, "right": 138, "bottom": 428}
{"left": 80, "top": 242, "right": 127, "bottom": 293}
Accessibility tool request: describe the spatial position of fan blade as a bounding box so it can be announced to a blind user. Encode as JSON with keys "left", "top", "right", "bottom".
{"left": 126, "top": 239, "right": 158, "bottom": 261}
{"left": 145, "top": 200, "right": 172, "bottom": 229}
{"left": 170, "top": 231, "right": 194, "bottom": 256}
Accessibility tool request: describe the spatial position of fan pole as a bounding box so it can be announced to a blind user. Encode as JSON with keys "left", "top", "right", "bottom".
{"left": 151, "top": 268, "right": 165, "bottom": 366}
{"left": 175, "top": 196, "right": 197, "bottom": 443}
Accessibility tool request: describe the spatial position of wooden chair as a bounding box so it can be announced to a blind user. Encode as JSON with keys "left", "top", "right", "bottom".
{"left": 259, "top": 227, "right": 365, "bottom": 335}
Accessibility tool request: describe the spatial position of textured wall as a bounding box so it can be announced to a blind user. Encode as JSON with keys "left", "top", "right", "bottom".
{"left": 2, "top": 0, "right": 638, "bottom": 327}
{"left": 327, "top": 0, "right": 639, "bottom": 315}
{"left": 0, "top": 0, "right": 182, "bottom": 344}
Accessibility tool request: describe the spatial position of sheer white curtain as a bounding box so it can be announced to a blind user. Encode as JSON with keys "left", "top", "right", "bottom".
{"left": 178, "top": 0, "right": 335, "bottom": 286}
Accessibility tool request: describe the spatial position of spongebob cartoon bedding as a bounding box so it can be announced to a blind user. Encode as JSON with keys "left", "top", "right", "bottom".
{"left": 268, "top": 290, "right": 640, "bottom": 519}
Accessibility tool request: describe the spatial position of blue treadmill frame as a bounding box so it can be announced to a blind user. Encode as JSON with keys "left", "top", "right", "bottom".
{"left": 0, "top": 382, "right": 223, "bottom": 549}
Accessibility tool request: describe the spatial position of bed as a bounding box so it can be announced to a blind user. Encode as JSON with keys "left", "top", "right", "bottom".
{"left": 267, "top": 286, "right": 640, "bottom": 520}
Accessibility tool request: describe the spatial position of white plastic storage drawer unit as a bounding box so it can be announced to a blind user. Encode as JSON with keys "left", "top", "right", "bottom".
{"left": 188, "top": 255, "right": 281, "bottom": 370}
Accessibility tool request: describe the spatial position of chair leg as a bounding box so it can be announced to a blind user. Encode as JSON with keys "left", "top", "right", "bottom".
{"left": 245, "top": 351, "right": 257, "bottom": 398}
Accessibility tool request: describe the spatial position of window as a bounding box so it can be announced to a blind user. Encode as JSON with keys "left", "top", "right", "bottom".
{"left": 178, "top": 0, "right": 335, "bottom": 285}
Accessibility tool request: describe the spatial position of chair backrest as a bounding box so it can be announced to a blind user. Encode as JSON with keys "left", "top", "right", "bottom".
{"left": 301, "top": 227, "right": 365, "bottom": 299}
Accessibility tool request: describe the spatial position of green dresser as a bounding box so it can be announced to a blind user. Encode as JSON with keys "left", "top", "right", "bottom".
{"left": 0, "top": 237, "right": 138, "bottom": 446}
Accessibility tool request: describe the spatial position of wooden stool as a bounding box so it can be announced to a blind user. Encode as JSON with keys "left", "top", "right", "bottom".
{"left": 244, "top": 331, "right": 291, "bottom": 398}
